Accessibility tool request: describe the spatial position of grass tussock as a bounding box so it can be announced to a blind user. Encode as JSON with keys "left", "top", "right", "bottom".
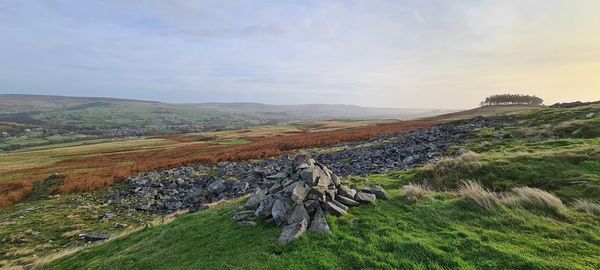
{"left": 403, "top": 183, "right": 434, "bottom": 202}
{"left": 572, "top": 200, "right": 600, "bottom": 216}
{"left": 418, "top": 151, "right": 482, "bottom": 188}
{"left": 457, "top": 181, "right": 566, "bottom": 215}
{"left": 510, "top": 187, "right": 566, "bottom": 214}
{"left": 457, "top": 181, "right": 499, "bottom": 211}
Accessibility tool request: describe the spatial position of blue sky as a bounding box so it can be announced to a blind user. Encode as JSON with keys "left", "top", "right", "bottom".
{"left": 1, "top": 0, "right": 599, "bottom": 108}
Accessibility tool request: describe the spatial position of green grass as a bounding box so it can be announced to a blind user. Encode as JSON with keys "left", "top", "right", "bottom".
{"left": 49, "top": 187, "right": 600, "bottom": 270}
{"left": 14, "top": 104, "right": 600, "bottom": 268}
{"left": 0, "top": 190, "right": 155, "bottom": 267}
{"left": 415, "top": 138, "right": 600, "bottom": 199}
{"left": 414, "top": 104, "right": 600, "bottom": 200}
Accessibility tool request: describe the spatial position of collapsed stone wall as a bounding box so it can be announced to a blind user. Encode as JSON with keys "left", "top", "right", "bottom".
{"left": 234, "top": 154, "right": 390, "bottom": 244}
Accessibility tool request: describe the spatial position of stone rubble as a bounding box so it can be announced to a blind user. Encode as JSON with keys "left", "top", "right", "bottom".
{"left": 233, "top": 154, "right": 389, "bottom": 244}
{"left": 109, "top": 116, "right": 515, "bottom": 216}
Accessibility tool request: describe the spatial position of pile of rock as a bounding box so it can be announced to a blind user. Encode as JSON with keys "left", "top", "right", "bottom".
{"left": 234, "top": 154, "right": 391, "bottom": 244}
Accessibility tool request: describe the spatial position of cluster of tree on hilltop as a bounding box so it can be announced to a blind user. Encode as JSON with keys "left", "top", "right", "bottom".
{"left": 480, "top": 94, "right": 543, "bottom": 107}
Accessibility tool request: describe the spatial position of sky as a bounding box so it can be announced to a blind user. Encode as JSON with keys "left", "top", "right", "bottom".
{"left": 0, "top": 0, "right": 599, "bottom": 108}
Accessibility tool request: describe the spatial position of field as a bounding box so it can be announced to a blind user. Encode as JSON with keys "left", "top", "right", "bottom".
{"left": 48, "top": 179, "right": 600, "bottom": 270}
{"left": 44, "top": 103, "right": 600, "bottom": 269}
{"left": 2, "top": 104, "right": 599, "bottom": 268}
{"left": 0, "top": 119, "right": 436, "bottom": 208}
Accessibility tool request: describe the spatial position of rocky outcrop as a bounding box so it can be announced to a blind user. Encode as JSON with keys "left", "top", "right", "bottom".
{"left": 233, "top": 154, "right": 389, "bottom": 244}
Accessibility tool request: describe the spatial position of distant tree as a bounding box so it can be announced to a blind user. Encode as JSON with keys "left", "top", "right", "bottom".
{"left": 480, "top": 94, "right": 543, "bottom": 107}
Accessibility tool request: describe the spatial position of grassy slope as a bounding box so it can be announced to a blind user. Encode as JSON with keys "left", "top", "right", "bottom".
{"left": 49, "top": 188, "right": 600, "bottom": 270}
{"left": 50, "top": 105, "right": 600, "bottom": 269}
{"left": 416, "top": 104, "right": 600, "bottom": 200}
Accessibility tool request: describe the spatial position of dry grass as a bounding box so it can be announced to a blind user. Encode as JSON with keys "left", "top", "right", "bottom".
{"left": 0, "top": 180, "right": 33, "bottom": 208}
{"left": 418, "top": 151, "right": 482, "bottom": 188}
{"left": 403, "top": 183, "right": 434, "bottom": 202}
{"left": 0, "top": 120, "right": 439, "bottom": 208}
{"left": 457, "top": 181, "right": 566, "bottom": 215}
{"left": 457, "top": 181, "right": 499, "bottom": 211}
{"left": 572, "top": 200, "right": 600, "bottom": 216}
{"left": 510, "top": 187, "right": 566, "bottom": 214}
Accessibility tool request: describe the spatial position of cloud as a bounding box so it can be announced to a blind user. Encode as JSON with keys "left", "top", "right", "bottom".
{"left": 0, "top": 1, "right": 599, "bottom": 107}
{"left": 413, "top": 9, "right": 425, "bottom": 23}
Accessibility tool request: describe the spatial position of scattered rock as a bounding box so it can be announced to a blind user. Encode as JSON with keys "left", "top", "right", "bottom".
{"left": 271, "top": 199, "right": 287, "bottom": 225}
{"left": 208, "top": 180, "right": 227, "bottom": 195}
{"left": 237, "top": 221, "right": 257, "bottom": 227}
{"left": 286, "top": 203, "right": 310, "bottom": 225}
{"left": 369, "top": 185, "right": 392, "bottom": 200}
{"left": 308, "top": 207, "right": 331, "bottom": 234}
{"left": 354, "top": 192, "right": 376, "bottom": 203}
{"left": 335, "top": 195, "right": 359, "bottom": 206}
{"left": 81, "top": 232, "right": 110, "bottom": 242}
{"left": 255, "top": 196, "right": 275, "bottom": 219}
{"left": 325, "top": 201, "right": 347, "bottom": 216}
{"left": 232, "top": 210, "right": 256, "bottom": 222}
{"left": 277, "top": 219, "right": 308, "bottom": 245}
{"left": 338, "top": 185, "right": 357, "bottom": 198}
{"left": 244, "top": 195, "right": 261, "bottom": 210}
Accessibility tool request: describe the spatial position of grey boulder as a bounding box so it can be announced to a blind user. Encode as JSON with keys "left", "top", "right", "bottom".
{"left": 355, "top": 192, "right": 376, "bottom": 203}
{"left": 277, "top": 219, "right": 308, "bottom": 245}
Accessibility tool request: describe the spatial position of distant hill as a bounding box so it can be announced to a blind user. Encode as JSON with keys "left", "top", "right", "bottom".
{"left": 0, "top": 94, "right": 160, "bottom": 114}
{"left": 0, "top": 94, "right": 455, "bottom": 120}
{"left": 187, "top": 102, "right": 455, "bottom": 120}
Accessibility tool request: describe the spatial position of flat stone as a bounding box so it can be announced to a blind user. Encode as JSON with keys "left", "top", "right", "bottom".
{"left": 331, "top": 200, "right": 349, "bottom": 211}
{"left": 232, "top": 210, "right": 256, "bottom": 221}
{"left": 244, "top": 195, "right": 261, "bottom": 210}
{"left": 283, "top": 181, "right": 304, "bottom": 194}
{"left": 316, "top": 169, "right": 331, "bottom": 187}
{"left": 237, "top": 221, "right": 257, "bottom": 227}
{"left": 295, "top": 163, "right": 310, "bottom": 170}
{"left": 291, "top": 185, "right": 309, "bottom": 202}
{"left": 286, "top": 203, "right": 310, "bottom": 225}
{"left": 308, "top": 207, "right": 331, "bottom": 234}
{"left": 267, "top": 172, "right": 287, "bottom": 180}
{"left": 331, "top": 174, "right": 341, "bottom": 186}
{"left": 369, "top": 185, "right": 392, "bottom": 200}
{"left": 355, "top": 192, "right": 376, "bottom": 203}
{"left": 310, "top": 185, "right": 328, "bottom": 195}
{"left": 277, "top": 219, "right": 308, "bottom": 245}
{"left": 208, "top": 180, "right": 226, "bottom": 195}
{"left": 293, "top": 154, "right": 310, "bottom": 167}
{"left": 336, "top": 195, "right": 360, "bottom": 206}
{"left": 304, "top": 200, "right": 319, "bottom": 215}
{"left": 338, "top": 185, "right": 357, "bottom": 198}
{"left": 325, "top": 188, "right": 337, "bottom": 200}
{"left": 300, "top": 168, "right": 318, "bottom": 184}
{"left": 271, "top": 199, "right": 287, "bottom": 225}
{"left": 325, "top": 201, "right": 347, "bottom": 216}
{"left": 269, "top": 183, "right": 283, "bottom": 194}
{"left": 81, "top": 232, "right": 110, "bottom": 242}
{"left": 255, "top": 195, "right": 275, "bottom": 219}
